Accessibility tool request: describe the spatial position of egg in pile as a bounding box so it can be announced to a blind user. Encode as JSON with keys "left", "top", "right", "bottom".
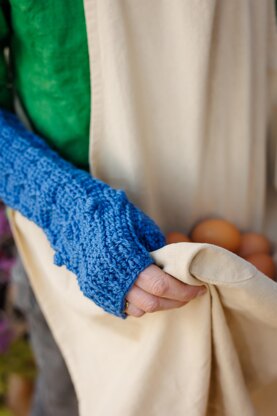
{"left": 166, "top": 219, "right": 276, "bottom": 280}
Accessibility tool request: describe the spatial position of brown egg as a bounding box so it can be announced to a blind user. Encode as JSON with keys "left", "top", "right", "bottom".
{"left": 245, "top": 253, "right": 276, "bottom": 280}
{"left": 166, "top": 231, "right": 191, "bottom": 244}
{"left": 238, "top": 232, "right": 271, "bottom": 258}
{"left": 191, "top": 219, "right": 241, "bottom": 252}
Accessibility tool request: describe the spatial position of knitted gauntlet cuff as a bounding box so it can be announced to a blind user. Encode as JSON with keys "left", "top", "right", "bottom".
{"left": 0, "top": 110, "right": 165, "bottom": 317}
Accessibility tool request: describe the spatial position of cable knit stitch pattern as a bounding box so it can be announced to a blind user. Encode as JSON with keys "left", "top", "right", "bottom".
{"left": 0, "top": 110, "right": 165, "bottom": 317}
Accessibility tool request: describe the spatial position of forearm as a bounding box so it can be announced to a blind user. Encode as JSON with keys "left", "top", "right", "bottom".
{"left": 0, "top": 110, "right": 106, "bottom": 232}
{"left": 0, "top": 109, "right": 165, "bottom": 317}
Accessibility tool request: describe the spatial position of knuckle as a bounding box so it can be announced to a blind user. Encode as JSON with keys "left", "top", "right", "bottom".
{"left": 151, "top": 278, "right": 168, "bottom": 297}
{"left": 138, "top": 267, "right": 152, "bottom": 280}
{"left": 132, "top": 310, "right": 145, "bottom": 318}
{"left": 139, "top": 264, "right": 157, "bottom": 278}
{"left": 143, "top": 298, "right": 159, "bottom": 313}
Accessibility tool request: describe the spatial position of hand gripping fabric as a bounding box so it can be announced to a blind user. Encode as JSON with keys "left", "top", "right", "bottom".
{"left": 0, "top": 110, "right": 165, "bottom": 317}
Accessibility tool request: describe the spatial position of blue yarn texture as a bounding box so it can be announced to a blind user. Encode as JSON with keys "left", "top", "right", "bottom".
{"left": 0, "top": 110, "right": 165, "bottom": 317}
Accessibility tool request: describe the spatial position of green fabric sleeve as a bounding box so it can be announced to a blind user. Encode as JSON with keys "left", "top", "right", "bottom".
{"left": 0, "top": 0, "right": 12, "bottom": 110}
{"left": 9, "top": 0, "right": 90, "bottom": 168}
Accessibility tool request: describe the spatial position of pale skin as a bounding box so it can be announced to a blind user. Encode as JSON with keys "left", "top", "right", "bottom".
{"left": 125, "top": 264, "right": 207, "bottom": 317}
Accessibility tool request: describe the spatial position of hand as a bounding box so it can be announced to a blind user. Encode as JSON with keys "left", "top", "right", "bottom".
{"left": 125, "top": 264, "right": 207, "bottom": 317}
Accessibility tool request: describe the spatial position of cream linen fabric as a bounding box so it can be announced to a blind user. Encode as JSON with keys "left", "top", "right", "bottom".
{"left": 9, "top": 210, "right": 277, "bottom": 416}
{"left": 85, "top": 0, "right": 277, "bottom": 235}
{"left": 8, "top": 0, "right": 277, "bottom": 415}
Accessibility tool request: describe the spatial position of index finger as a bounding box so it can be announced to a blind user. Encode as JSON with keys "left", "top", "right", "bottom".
{"left": 135, "top": 264, "right": 206, "bottom": 302}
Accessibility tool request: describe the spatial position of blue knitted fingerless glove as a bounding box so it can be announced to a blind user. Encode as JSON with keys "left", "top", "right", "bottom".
{"left": 0, "top": 110, "right": 165, "bottom": 317}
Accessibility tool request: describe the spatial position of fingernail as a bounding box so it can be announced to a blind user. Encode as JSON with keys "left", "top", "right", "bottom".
{"left": 196, "top": 287, "right": 207, "bottom": 297}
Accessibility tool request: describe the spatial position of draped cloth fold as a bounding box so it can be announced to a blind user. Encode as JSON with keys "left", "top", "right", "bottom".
{"left": 9, "top": 210, "right": 277, "bottom": 416}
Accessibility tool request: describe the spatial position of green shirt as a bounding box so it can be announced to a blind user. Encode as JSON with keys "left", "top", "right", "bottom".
{"left": 1, "top": 1, "right": 277, "bottom": 168}
{"left": 0, "top": 0, "right": 90, "bottom": 168}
